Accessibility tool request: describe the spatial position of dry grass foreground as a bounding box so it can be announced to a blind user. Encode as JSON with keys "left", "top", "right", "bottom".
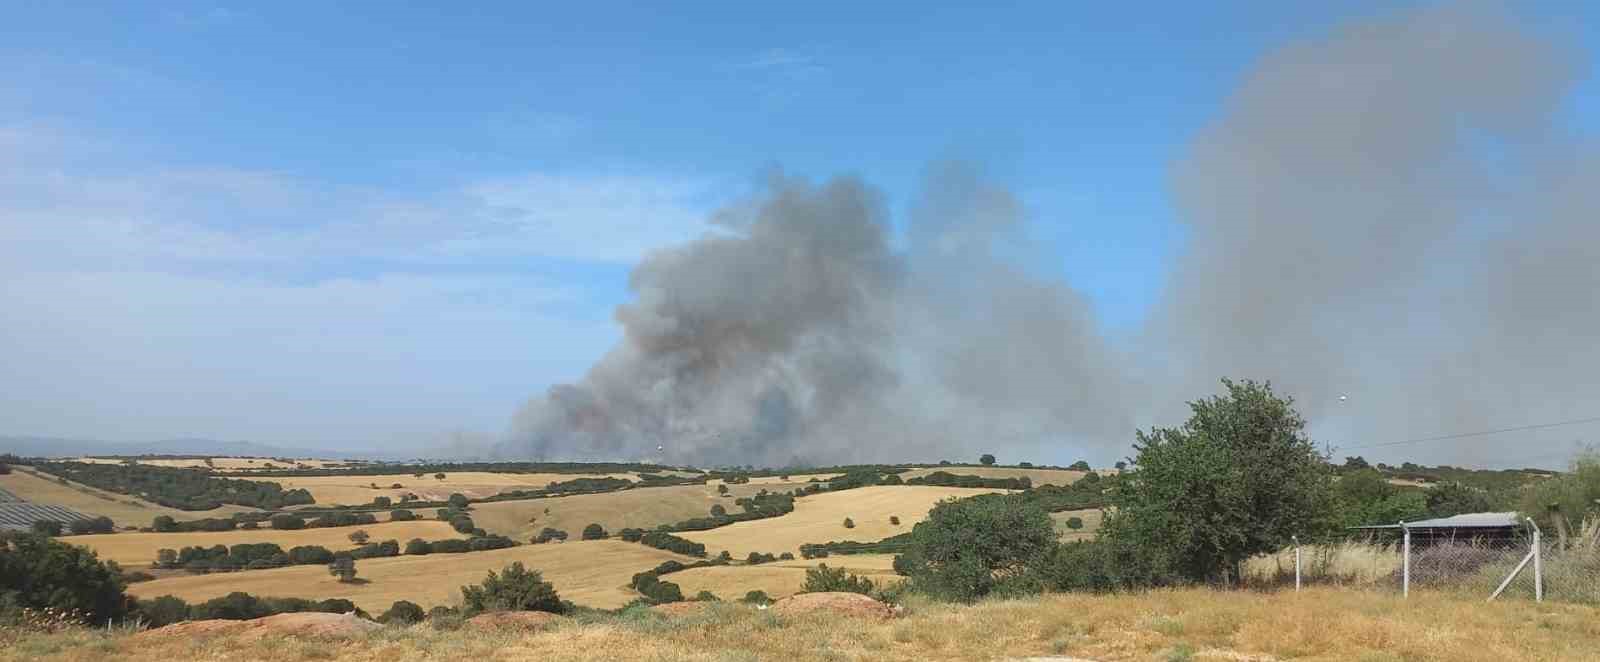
{"left": 247, "top": 472, "right": 642, "bottom": 505}
{"left": 679, "top": 485, "right": 999, "bottom": 557}
{"left": 900, "top": 466, "right": 1089, "bottom": 486}
{"left": 0, "top": 470, "right": 256, "bottom": 529}
{"left": 68, "top": 520, "right": 467, "bottom": 567}
{"left": 125, "top": 539, "right": 693, "bottom": 613}
{"left": 469, "top": 482, "right": 778, "bottom": 540}
{"left": 11, "top": 587, "right": 1600, "bottom": 661}
{"left": 669, "top": 555, "right": 902, "bottom": 600}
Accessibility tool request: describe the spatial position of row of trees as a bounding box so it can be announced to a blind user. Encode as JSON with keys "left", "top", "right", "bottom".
{"left": 32, "top": 461, "right": 314, "bottom": 510}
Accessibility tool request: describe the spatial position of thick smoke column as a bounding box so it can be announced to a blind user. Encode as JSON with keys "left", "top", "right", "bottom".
{"left": 508, "top": 3, "right": 1599, "bottom": 466}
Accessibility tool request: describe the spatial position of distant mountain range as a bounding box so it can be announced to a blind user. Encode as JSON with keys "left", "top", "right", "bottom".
{"left": 0, "top": 435, "right": 407, "bottom": 461}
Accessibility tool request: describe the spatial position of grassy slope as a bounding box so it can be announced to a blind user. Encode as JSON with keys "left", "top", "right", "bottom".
{"left": 11, "top": 587, "right": 1600, "bottom": 661}
{"left": 0, "top": 470, "right": 255, "bottom": 529}
{"left": 900, "top": 466, "right": 1088, "bottom": 486}
{"left": 125, "top": 539, "right": 693, "bottom": 612}
{"left": 469, "top": 483, "right": 774, "bottom": 540}
{"left": 679, "top": 486, "right": 998, "bottom": 557}
{"left": 1051, "top": 508, "right": 1105, "bottom": 543}
{"left": 67, "top": 520, "right": 466, "bottom": 567}
{"left": 669, "top": 555, "right": 902, "bottom": 600}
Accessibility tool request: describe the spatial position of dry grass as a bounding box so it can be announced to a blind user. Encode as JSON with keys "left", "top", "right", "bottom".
{"left": 900, "top": 466, "right": 1088, "bottom": 486}
{"left": 1050, "top": 508, "right": 1105, "bottom": 543}
{"left": 1244, "top": 541, "right": 1404, "bottom": 588}
{"left": 678, "top": 486, "right": 998, "bottom": 557}
{"left": 669, "top": 555, "right": 902, "bottom": 600}
{"left": 74, "top": 457, "right": 349, "bottom": 472}
{"left": 11, "top": 586, "right": 1600, "bottom": 661}
{"left": 67, "top": 520, "right": 466, "bottom": 567}
{"left": 125, "top": 540, "right": 692, "bottom": 613}
{"left": 0, "top": 470, "right": 256, "bottom": 529}
{"left": 470, "top": 484, "right": 773, "bottom": 540}
{"left": 249, "top": 472, "right": 642, "bottom": 506}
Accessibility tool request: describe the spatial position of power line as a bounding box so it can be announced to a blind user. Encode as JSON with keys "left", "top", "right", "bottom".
{"left": 1342, "top": 415, "right": 1600, "bottom": 450}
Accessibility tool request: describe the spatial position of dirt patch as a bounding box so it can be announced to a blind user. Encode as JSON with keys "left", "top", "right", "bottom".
{"left": 135, "top": 612, "right": 381, "bottom": 640}
{"left": 464, "top": 611, "right": 563, "bottom": 630}
{"left": 771, "top": 592, "right": 898, "bottom": 619}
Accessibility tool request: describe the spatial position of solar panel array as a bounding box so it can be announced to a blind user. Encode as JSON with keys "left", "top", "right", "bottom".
{"left": 0, "top": 486, "right": 90, "bottom": 531}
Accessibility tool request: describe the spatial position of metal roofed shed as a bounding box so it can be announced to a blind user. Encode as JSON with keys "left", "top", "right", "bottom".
{"left": 1351, "top": 511, "right": 1526, "bottom": 547}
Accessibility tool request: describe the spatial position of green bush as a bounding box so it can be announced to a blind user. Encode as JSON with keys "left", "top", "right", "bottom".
{"left": 740, "top": 590, "right": 772, "bottom": 605}
{"left": 447, "top": 493, "right": 470, "bottom": 509}
{"left": 460, "top": 562, "right": 566, "bottom": 615}
{"left": 328, "top": 557, "right": 358, "bottom": 583}
{"left": 900, "top": 494, "right": 1056, "bottom": 602}
{"left": 270, "top": 514, "right": 306, "bottom": 530}
{"left": 534, "top": 527, "right": 568, "bottom": 544}
{"left": 843, "top": 517, "right": 855, "bottom": 529}
{"left": 0, "top": 531, "right": 131, "bottom": 624}
{"left": 379, "top": 600, "right": 425, "bottom": 625}
{"left": 135, "top": 595, "right": 190, "bottom": 627}
{"left": 1065, "top": 517, "right": 1085, "bottom": 530}
{"left": 30, "top": 520, "right": 62, "bottom": 537}
{"left": 68, "top": 516, "right": 115, "bottom": 535}
{"left": 693, "top": 590, "right": 720, "bottom": 602}
{"left": 390, "top": 509, "right": 417, "bottom": 522}
{"left": 404, "top": 538, "right": 431, "bottom": 555}
{"left": 581, "top": 523, "right": 607, "bottom": 540}
{"left": 801, "top": 564, "right": 875, "bottom": 595}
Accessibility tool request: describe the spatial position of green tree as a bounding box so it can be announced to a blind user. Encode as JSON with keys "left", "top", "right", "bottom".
{"left": 717, "top": 484, "right": 730, "bottom": 495}
{"left": 710, "top": 504, "right": 727, "bottom": 517}
{"left": 801, "top": 563, "right": 875, "bottom": 595}
{"left": 447, "top": 493, "right": 470, "bottom": 509}
{"left": 1423, "top": 482, "right": 1493, "bottom": 519}
{"left": 741, "top": 590, "right": 772, "bottom": 605}
{"left": 348, "top": 529, "right": 370, "bottom": 545}
{"left": 373, "top": 496, "right": 392, "bottom": 508}
{"left": 1101, "top": 379, "right": 1336, "bottom": 586}
{"left": 899, "top": 494, "right": 1057, "bottom": 602}
{"left": 581, "top": 523, "right": 607, "bottom": 540}
{"left": 1069, "top": 460, "right": 1091, "bottom": 471}
{"left": 889, "top": 515, "right": 900, "bottom": 525}
{"left": 151, "top": 515, "right": 178, "bottom": 533}
{"left": 379, "top": 600, "right": 425, "bottom": 624}
{"left": 460, "top": 562, "right": 565, "bottom": 615}
{"left": 843, "top": 517, "right": 855, "bottom": 529}
{"left": 30, "top": 520, "right": 62, "bottom": 537}
{"left": 980, "top": 454, "right": 996, "bottom": 466}
{"left": 435, "top": 473, "right": 446, "bottom": 481}
{"left": 1065, "top": 517, "right": 1085, "bottom": 530}
{"left": 0, "top": 531, "right": 132, "bottom": 623}
{"left": 328, "top": 557, "right": 358, "bottom": 583}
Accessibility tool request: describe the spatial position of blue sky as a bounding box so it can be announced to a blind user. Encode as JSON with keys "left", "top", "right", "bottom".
{"left": 2, "top": 1, "right": 1596, "bottom": 455}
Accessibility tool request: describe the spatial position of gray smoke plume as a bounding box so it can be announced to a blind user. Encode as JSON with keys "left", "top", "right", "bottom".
{"left": 506, "top": 3, "right": 1599, "bottom": 467}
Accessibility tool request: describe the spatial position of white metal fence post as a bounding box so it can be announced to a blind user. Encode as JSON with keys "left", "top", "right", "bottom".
{"left": 1401, "top": 521, "right": 1411, "bottom": 599}
{"left": 1528, "top": 517, "right": 1543, "bottom": 603}
{"left": 1293, "top": 535, "right": 1301, "bottom": 592}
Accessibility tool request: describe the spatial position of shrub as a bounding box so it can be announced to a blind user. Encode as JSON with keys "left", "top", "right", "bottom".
{"left": 351, "top": 540, "right": 400, "bottom": 559}
{"left": 717, "top": 550, "right": 732, "bottom": 562}
{"left": 619, "top": 528, "right": 644, "bottom": 542}
{"left": 779, "top": 552, "right": 795, "bottom": 560}
{"left": 379, "top": 600, "right": 425, "bottom": 625}
{"left": 348, "top": 529, "right": 371, "bottom": 545}
{"left": 980, "top": 454, "right": 996, "bottom": 466}
{"left": 447, "top": 493, "right": 470, "bottom": 509}
{"left": 710, "top": 504, "right": 727, "bottom": 517}
{"left": 534, "top": 527, "right": 568, "bottom": 544}
{"left": 1065, "top": 517, "right": 1085, "bottom": 530}
{"left": 0, "top": 531, "right": 132, "bottom": 623}
{"left": 269, "top": 514, "right": 306, "bottom": 530}
{"left": 801, "top": 564, "right": 875, "bottom": 595}
{"left": 151, "top": 515, "right": 178, "bottom": 533}
{"left": 717, "top": 484, "right": 730, "bottom": 495}
{"left": 639, "top": 531, "right": 706, "bottom": 557}
{"left": 901, "top": 494, "right": 1057, "bottom": 602}
{"left": 693, "top": 590, "right": 720, "bottom": 602}
{"left": 68, "top": 516, "right": 115, "bottom": 535}
{"left": 843, "top": 517, "right": 855, "bottom": 529}
{"left": 1069, "top": 460, "right": 1091, "bottom": 471}
{"left": 741, "top": 590, "right": 772, "bottom": 605}
{"left": 450, "top": 516, "right": 477, "bottom": 534}
{"left": 288, "top": 545, "right": 334, "bottom": 565}
{"left": 390, "top": 509, "right": 417, "bottom": 522}
{"left": 405, "top": 538, "right": 431, "bottom": 555}
{"left": 136, "top": 595, "right": 190, "bottom": 627}
{"left": 889, "top": 516, "right": 900, "bottom": 526}
{"left": 373, "top": 496, "right": 392, "bottom": 508}
{"left": 460, "top": 562, "right": 566, "bottom": 615}
{"left": 581, "top": 523, "right": 607, "bottom": 540}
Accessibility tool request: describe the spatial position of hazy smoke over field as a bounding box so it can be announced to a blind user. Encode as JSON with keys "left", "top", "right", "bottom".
{"left": 506, "top": 4, "right": 1599, "bottom": 466}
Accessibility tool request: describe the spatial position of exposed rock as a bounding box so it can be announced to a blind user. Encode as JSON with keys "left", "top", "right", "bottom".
{"left": 770, "top": 592, "right": 897, "bottom": 619}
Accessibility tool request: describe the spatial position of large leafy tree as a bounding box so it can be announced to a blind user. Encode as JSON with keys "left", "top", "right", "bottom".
{"left": 0, "top": 531, "right": 132, "bottom": 623}
{"left": 460, "top": 562, "right": 566, "bottom": 615}
{"left": 1102, "top": 379, "right": 1336, "bottom": 586}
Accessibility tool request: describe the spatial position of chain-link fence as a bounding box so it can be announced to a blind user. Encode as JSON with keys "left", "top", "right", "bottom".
{"left": 1252, "top": 520, "right": 1600, "bottom": 606}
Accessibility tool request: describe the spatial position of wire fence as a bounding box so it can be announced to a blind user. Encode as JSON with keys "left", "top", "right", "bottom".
{"left": 1250, "top": 521, "right": 1600, "bottom": 606}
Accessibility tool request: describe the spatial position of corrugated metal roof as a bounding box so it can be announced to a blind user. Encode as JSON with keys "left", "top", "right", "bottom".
{"left": 1351, "top": 511, "right": 1522, "bottom": 530}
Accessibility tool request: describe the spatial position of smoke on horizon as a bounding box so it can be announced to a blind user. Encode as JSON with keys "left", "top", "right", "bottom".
{"left": 503, "top": 4, "right": 1599, "bottom": 467}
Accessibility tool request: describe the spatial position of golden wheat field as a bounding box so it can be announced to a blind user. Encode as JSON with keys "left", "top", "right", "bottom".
{"left": 245, "top": 471, "right": 643, "bottom": 506}
{"left": 12, "top": 586, "right": 1600, "bottom": 661}
{"left": 66, "top": 520, "right": 467, "bottom": 567}
{"left": 124, "top": 540, "right": 691, "bottom": 613}
{"left": 668, "top": 554, "right": 902, "bottom": 600}
{"left": 900, "top": 466, "right": 1088, "bottom": 486}
{"left": 469, "top": 483, "right": 774, "bottom": 540}
{"left": 678, "top": 486, "right": 998, "bottom": 557}
{"left": 0, "top": 470, "right": 256, "bottom": 529}
{"left": 73, "top": 457, "right": 351, "bottom": 472}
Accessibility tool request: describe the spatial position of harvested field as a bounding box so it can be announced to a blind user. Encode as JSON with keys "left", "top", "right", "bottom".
{"left": 669, "top": 554, "right": 902, "bottom": 600}
{"left": 469, "top": 483, "right": 775, "bottom": 540}
{"left": 0, "top": 469, "right": 255, "bottom": 529}
{"left": 126, "top": 539, "right": 692, "bottom": 612}
{"left": 901, "top": 466, "right": 1088, "bottom": 486}
{"left": 679, "top": 486, "right": 998, "bottom": 557}
{"left": 74, "top": 457, "right": 351, "bottom": 472}
{"left": 247, "top": 471, "right": 641, "bottom": 506}
{"left": 66, "top": 520, "right": 467, "bottom": 567}
{"left": 1050, "top": 508, "right": 1105, "bottom": 542}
